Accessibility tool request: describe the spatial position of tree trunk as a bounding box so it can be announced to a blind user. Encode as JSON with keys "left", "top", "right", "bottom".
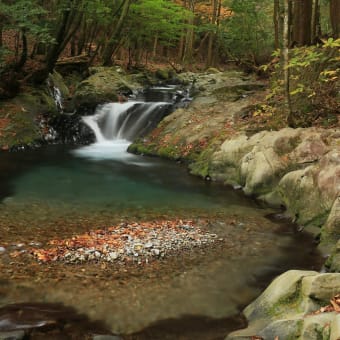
{"left": 182, "top": 0, "right": 195, "bottom": 63}
{"left": 178, "top": 35, "right": 185, "bottom": 61}
{"left": 330, "top": 0, "right": 340, "bottom": 38}
{"left": 206, "top": 0, "right": 218, "bottom": 67}
{"left": 153, "top": 34, "right": 158, "bottom": 58}
{"left": 0, "top": 22, "right": 3, "bottom": 48}
{"left": 292, "top": 0, "right": 312, "bottom": 46}
{"left": 45, "top": 7, "right": 72, "bottom": 74}
{"left": 14, "top": 29, "right": 27, "bottom": 71}
{"left": 77, "top": 20, "right": 87, "bottom": 55}
{"left": 274, "top": 0, "right": 280, "bottom": 49}
{"left": 311, "top": 0, "right": 320, "bottom": 43}
{"left": 283, "top": 0, "right": 293, "bottom": 125}
{"left": 102, "top": 0, "right": 131, "bottom": 66}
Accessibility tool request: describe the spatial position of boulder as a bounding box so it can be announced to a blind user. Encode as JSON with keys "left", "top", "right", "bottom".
{"left": 240, "top": 146, "right": 286, "bottom": 195}
{"left": 73, "top": 67, "right": 142, "bottom": 109}
{"left": 209, "top": 128, "right": 339, "bottom": 230}
{"left": 227, "top": 271, "right": 340, "bottom": 340}
{"left": 325, "top": 236, "right": 340, "bottom": 273}
{"left": 211, "top": 128, "right": 302, "bottom": 192}
{"left": 278, "top": 167, "right": 325, "bottom": 225}
{"left": 323, "top": 197, "right": 340, "bottom": 241}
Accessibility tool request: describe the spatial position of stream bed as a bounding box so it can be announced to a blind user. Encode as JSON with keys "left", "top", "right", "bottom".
{"left": 0, "top": 86, "right": 324, "bottom": 339}
{"left": 0, "top": 144, "right": 323, "bottom": 339}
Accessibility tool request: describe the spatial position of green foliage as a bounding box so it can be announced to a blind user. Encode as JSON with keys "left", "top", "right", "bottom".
{"left": 266, "top": 38, "right": 340, "bottom": 127}
{"left": 126, "top": 0, "right": 191, "bottom": 49}
{"left": 220, "top": 0, "right": 275, "bottom": 63}
{"left": 0, "top": 0, "right": 51, "bottom": 42}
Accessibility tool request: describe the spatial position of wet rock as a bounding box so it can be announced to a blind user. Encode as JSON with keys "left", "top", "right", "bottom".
{"left": 93, "top": 335, "right": 122, "bottom": 340}
{"left": 0, "top": 331, "right": 25, "bottom": 340}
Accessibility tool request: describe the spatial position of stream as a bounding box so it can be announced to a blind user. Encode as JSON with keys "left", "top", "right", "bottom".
{"left": 0, "top": 87, "right": 323, "bottom": 339}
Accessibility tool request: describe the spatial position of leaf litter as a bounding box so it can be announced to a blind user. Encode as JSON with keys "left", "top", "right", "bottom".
{"left": 28, "top": 219, "right": 220, "bottom": 265}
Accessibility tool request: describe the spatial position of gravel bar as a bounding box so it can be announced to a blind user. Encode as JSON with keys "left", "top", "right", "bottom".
{"left": 29, "top": 220, "right": 220, "bottom": 264}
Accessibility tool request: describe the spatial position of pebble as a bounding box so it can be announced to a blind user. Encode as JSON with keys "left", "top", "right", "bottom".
{"left": 144, "top": 242, "right": 153, "bottom": 248}
{"left": 108, "top": 252, "right": 118, "bottom": 260}
{"left": 151, "top": 249, "right": 160, "bottom": 256}
{"left": 0, "top": 247, "right": 6, "bottom": 253}
{"left": 31, "top": 220, "right": 219, "bottom": 265}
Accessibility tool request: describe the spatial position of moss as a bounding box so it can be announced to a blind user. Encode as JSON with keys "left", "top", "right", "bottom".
{"left": 274, "top": 135, "right": 301, "bottom": 156}
{"left": 189, "top": 159, "right": 210, "bottom": 178}
{"left": 0, "top": 102, "right": 40, "bottom": 148}
{"left": 206, "top": 67, "right": 220, "bottom": 74}
{"left": 158, "top": 145, "right": 181, "bottom": 160}
{"left": 155, "top": 69, "right": 171, "bottom": 80}
{"left": 267, "top": 280, "right": 304, "bottom": 318}
{"left": 128, "top": 142, "right": 158, "bottom": 156}
{"left": 307, "top": 212, "right": 330, "bottom": 229}
{"left": 213, "top": 84, "right": 265, "bottom": 101}
{"left": 189, "top": 147, "right": 215, "bottom": 178}
{"left": 48, "top": 71, "right": 69, "bottom": 98}
{"left": 287, "top": 319, "right": 304, "bottom": 340}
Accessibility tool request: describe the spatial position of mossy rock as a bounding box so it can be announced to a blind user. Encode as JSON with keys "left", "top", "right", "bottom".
{"left": 73, "top": 67, "right": 142, "bottom": 109}
{"left": 48, "top": 71, "right": 70, "bottom": 98}
{"left": 155, "top": 68, "right": 175, "bottom": 81}
{"left": 0, "top": 101, "right": 40, "bottom": 148}
{"left": 128, "top": 142, "right": 158, "bottom": 156}
{"left": 206, "top": 67, "right": 221, "bottom": 74}
{"left": 0, "top": 72, "right": 72, "bottom": 149}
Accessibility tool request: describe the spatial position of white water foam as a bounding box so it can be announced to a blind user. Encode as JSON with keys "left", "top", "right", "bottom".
{"left": 73, "top": 101, "right": 169, "bottom": 162}
{"left": 73, "top": 139, "right": 133, "bottom": 161}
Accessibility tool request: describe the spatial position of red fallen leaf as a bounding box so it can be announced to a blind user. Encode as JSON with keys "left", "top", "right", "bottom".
{"left": 308, "top": 294, "right": 340, "bottom": 315}
{"left": 9, "top": 251, "right": 22, "bottom": 258}
{"left": 330, "top": 294, "right": 340, "bottom": 312}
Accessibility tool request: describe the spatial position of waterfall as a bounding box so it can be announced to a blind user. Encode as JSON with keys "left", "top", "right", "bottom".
{"left": 82, "top": 101, "right": 170, "bottom": 143}
{"left": 74, "top": 100, "right": 171, "bottom": 161}
{"left": 47, "top": 79, "right": 64, "bottom": 112}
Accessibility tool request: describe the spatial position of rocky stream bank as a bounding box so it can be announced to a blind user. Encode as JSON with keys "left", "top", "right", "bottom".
{"left": 128, "top": 70, "right": 340, "bottom": 339}
{"left": 0, "top": 66, "right": 339, "bottom": 339}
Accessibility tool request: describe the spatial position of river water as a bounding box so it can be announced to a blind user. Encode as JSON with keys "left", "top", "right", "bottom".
{"left": 0, "top": 88, "right": 323, "bottom": 339}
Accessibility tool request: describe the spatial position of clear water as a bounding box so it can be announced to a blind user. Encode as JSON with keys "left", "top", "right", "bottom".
{"left": 1, "top": 144, "right": 256, "bottom": 214}
{"left": 0, "top": 87, "right": 323, "bottom": 337}
{"left": 0, "top": 145, "right": 322, "bottom": 337}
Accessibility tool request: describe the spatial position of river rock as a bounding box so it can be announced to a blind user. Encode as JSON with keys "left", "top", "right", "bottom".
{"left": 211, "top": 128, "right": 302, "bottom": 191}
{"left": 92, "top": 335, "right": 122, "bottom": 340}
{"left": 226, "top": 270, "right": 340, "bottom": 340}
{"left": 278, "top": 167, "right": 324, "bottom": 225}
{"left": 209, "top": 128, "right": 340, "bottom": 235}
{"left": 240, "top": 146, "right": 286, "bottom": 195}
{"left": 326, "top": 237, "right": 340, "bottom": 273}
{"left": 0, "top": 331, "right": 25, "bottom": 340}
{"left": 73, "top": 67, "right": 142, "bottom": 109}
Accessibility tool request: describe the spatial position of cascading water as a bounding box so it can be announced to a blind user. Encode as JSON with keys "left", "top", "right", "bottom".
{"left": 47, "top": 79, "right": 64, "bottom": 113}
{"left": 74, "top": 92, "right": 174, "bottom": 160}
